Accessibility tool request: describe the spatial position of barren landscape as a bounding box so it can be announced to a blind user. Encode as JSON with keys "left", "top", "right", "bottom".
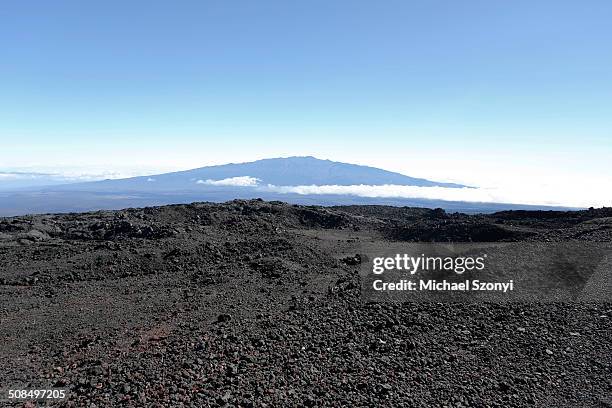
{"left": 1, "top": 200, "right": 611, "bottom": 407}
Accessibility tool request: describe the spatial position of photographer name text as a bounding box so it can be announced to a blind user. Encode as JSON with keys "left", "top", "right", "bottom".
{"left": 372, "top": 279, "right": 514, "bottom": 293}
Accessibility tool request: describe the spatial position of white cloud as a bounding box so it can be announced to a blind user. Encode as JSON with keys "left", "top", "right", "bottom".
{"left": 263, "top": 183, "right": 612, "bottom": 208}
{"left": 267, "top": 184, "right": 484, "bottom": 200}
{"left": 0, "top": 173, "right": 28, "bottom": 180}
{"left": 0, "top": 170, "right": 145, "bottom": 182}
{"left": 0, "top": 164, "right": 177, "bottom": 181}
{"left": 197, "top": 176, "right": 260, "bottom": 187}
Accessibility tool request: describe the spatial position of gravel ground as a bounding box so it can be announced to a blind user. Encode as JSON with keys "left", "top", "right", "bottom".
{"left": 0, "top": 200, "right": 611, "bottom": 407}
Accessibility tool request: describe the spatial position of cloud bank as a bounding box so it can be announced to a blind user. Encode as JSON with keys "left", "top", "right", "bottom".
{"left": 0, "top": 171, "right": 139, "bottom": 182}
{"left": 266, "top": 184, "right": 487, "bottom": 202}
{"left": 262, "top": 183, "right": 612, "bottom": 208}
{"left": 194, "top": 174, "right": 611, "bottom": 208}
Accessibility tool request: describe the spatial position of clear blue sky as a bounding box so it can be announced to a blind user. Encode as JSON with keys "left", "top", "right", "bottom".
{"left": 0, "top": 1, "right": 611, "bottom": 205}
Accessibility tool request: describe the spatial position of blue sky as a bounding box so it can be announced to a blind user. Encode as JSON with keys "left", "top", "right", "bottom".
{"left": 0, "top": 1, "right": 611, "bottom": 206}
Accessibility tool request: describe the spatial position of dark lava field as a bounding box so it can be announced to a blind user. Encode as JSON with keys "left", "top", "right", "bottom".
{"left": 1, "top": 200, "right": 611, "bottom": 407}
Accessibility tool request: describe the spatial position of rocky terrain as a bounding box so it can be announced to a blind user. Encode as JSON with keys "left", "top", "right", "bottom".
{"left": 0, "top": 200, "right": 611, "bottom": 407}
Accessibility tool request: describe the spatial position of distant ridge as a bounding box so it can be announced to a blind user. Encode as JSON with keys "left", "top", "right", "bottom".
{"left": 55, "top": 156, "right": 466, "bottom": 192}
{"left": 1, "top": 157, "right": 577, "bottom": 217}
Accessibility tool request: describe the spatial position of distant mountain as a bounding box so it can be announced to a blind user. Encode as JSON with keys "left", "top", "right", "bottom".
{"left": 51, "top": 156, "right": 466, "bottom": 192}
{"left": 0, "top": 157, "right": 576, "bottom": 217}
